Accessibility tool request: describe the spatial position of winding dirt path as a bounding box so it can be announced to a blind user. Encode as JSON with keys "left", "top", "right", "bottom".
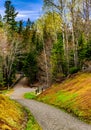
{"left": 10, "top": 78, "right": 91, "bottom": 130}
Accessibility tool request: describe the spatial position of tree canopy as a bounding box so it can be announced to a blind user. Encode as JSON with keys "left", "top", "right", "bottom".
{"left": 0, "top": 0, "right": 91, "bottom": 89}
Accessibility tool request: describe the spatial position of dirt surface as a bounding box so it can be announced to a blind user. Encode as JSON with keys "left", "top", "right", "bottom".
{"left": 10, "top": 77, "right": 36, "bottom": 99}
{"left": 10, "top": 78, "right": 91, "bottom": 130}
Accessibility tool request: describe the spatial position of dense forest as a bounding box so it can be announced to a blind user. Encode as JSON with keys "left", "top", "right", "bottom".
{"left": 0, "top": 0, "right": 91, "bottom": 89}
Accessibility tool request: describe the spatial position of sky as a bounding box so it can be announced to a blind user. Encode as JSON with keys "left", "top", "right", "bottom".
{"left": 0, "top": 0, "right": 43, "bottom": 21}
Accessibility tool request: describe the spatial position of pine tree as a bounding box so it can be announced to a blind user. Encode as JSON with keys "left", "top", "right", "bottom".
{"left": 18, "top": 20, "right": 23, "bottom": 34}
{"left": 4, "top": 0, "right": 18, "bottom": 30}
{"left": 26, "top": 18, "right": 32, "bottom": 31}
{"left": 23, "top": 18, "right": 32, "bottom": 43}
{"left": 0, "top": 14, "right": 3, "bottom": 27}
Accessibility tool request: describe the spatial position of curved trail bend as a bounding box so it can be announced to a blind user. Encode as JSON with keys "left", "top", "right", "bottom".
{"left": 10, "top": 78, "right": 91, "bottom": 130}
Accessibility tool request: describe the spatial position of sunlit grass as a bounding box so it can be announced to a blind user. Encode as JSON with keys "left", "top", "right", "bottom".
{"left": 37, "top": 72, "right": 91, "bottom": 124}
{"left": 24, "top": 92, "right": 36, "bottom": 99}
{"left": 0, "top": 94, "right": 25, "bottom": 130}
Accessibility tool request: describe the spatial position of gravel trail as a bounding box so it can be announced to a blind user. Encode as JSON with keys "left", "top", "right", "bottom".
{"left": 10, "top": 78, "right": 91, "bottom": 130}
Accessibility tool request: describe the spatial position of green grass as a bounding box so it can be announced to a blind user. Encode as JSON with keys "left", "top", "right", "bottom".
{"left": 25, "top": 109, "right": 42, "bottom": 130}
{"left": 0, "top": 88, "right": 14, "bottom": 96}
{"left": 56, "top": 91, "right": 77, "bottom": 103}
{"left": 24, "top": 92, "right": 36, "bottom": 99}
{"left": 0, "top": 89, "right": 9, "bottom": 94}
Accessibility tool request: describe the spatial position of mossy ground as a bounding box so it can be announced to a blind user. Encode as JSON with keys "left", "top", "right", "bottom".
{"left": 36, "top": 72, "right": 91, "bottom": 124}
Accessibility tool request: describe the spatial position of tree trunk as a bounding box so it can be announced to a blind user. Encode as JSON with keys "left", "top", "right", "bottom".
{"left": 42, "top": 37, "right": 49, "bottom": 88}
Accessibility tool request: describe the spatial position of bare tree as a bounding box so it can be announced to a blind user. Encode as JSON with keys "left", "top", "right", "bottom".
{"left": 0, "top": 27, "right": 24, "bottom": 89}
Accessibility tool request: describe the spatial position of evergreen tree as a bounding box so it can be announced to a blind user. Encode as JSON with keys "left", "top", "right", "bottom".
{"left": 0, "top": 14, "right": 3, "bottom": 27}
{"left": 18, "top": 20, "right": 23, "bottom": 34}
{"left": 4, "top": 0, "right": 18, "bottom": 30}
{"left": 23, "top": 18, "right": 32, "bottom": 49}
{"left": 51, "top": 33, "right": 65, "bottom": 80}
{"left": 26, "top": 18, "right": 32, "bottom": 32}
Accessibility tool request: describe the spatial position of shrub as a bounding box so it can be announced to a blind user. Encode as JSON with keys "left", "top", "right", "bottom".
{"left": 69, "top": 67, "right": 79, "bottom": 74}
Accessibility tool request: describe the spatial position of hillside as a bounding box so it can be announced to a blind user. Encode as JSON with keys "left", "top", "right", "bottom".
{"left": 0, "top": 95, "right": 25, "bottom": 130}
{"left": 37, "top": 72, "right": 91, "bottom": 123}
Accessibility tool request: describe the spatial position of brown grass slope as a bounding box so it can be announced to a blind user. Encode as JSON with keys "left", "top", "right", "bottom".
{"left": 0, "top": 95, "right": 25, "bottom": 130}
{"left": 37, "top": 72, "right": 91, "bottom": 123}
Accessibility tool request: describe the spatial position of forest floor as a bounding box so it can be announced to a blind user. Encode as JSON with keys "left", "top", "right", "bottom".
{"left": 10, "top": 76, "right": 91, "bottom": 130}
